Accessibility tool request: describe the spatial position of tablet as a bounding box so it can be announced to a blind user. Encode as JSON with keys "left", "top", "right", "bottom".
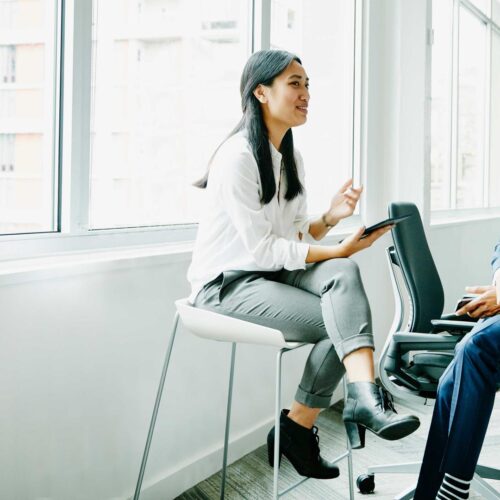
{"left": 360, "top": 214, "right": 412, "bottom": 239}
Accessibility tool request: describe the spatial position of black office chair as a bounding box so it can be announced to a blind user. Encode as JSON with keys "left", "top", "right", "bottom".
{"left": 357, "top": 202, "right": 500, "bottom": 500}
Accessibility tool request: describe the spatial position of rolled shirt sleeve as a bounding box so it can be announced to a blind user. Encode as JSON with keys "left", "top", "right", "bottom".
{"left": 219, "top": 149, "right": 310, "bottom": 271}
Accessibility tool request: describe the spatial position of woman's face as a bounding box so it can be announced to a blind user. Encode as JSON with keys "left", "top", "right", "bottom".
{"left": 256, "top": 60, "right": 310, "bottom": 130}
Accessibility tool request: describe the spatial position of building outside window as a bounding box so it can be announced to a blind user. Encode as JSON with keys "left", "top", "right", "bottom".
{"left": 0, "top": 0, "right": 59, "bottom": 235}
{"left": 89, "top": 0, "right": 251, "bottom": 229}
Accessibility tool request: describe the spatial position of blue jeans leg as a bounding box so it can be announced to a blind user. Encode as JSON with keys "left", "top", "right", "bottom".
{"left": 414, "top": 316, "right": 500, "bottom": 499}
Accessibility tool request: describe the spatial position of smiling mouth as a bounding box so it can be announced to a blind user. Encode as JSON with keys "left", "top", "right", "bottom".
{"left": 296, "top": 106, "right": 308, "bottom": 114}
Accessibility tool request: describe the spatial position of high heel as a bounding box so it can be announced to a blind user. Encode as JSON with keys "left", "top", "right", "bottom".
{"left": 267, "top": 409, "right": 340, "bottom": 479}
{"left": 343, "top": 382, "right": 420, "bottom": 449}
{"left": 344, "top": 422, "right": 366, "bottom": 449}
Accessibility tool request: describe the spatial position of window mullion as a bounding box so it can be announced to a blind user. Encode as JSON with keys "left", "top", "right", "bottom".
{"left": 450, "top": 0, "right": 460, "bottom": 209}
{"left": 352, "top": 0, "right": 363, "bottom": 191}
{"left": 55, "top": 0, "right": 64, "bottom": 232}
{"left": 61, "top": 0, "right": 92, "bottom": 234}
{"left": 483, "top": 21, "right": 492, "bottom": 207}
{"left": 423, "top": 0, "right": 432, "bottom": 224}
{"left": 253, "top": 0, "right": 271, "bottom": 51}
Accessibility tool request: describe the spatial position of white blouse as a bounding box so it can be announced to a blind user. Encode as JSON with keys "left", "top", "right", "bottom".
{"left": 187, "top": 131, "right": 313, "bottom": 303}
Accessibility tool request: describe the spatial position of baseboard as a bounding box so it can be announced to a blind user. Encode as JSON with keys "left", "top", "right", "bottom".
{"left": 134, "top": 416, "right": 275, "bottom": 500}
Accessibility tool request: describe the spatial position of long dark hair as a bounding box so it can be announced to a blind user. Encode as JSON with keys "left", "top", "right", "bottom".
{"left": 194, "top": 50, "right": 304, "bottom": 204}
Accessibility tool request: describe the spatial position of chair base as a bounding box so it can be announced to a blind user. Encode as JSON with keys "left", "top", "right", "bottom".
{"left": 366, "top": 461, "right": 500, "bottom": 499}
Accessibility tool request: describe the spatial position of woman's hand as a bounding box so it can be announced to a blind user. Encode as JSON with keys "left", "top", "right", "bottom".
{"left": 338, "top": 225, "right": 393, "bottom": 258}
{"left": 324, "top": 179, "right": 363, "bottom": 225}
{"left": 305, "top": 225, "right": 393, "bottom": 263}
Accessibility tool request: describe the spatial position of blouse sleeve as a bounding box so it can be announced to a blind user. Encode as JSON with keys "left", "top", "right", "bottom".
{"left": 292, "top": 149, "right": 314, "bottom": 239}
{"left": 215, "top": 147, "right": 310, "bottom": 270}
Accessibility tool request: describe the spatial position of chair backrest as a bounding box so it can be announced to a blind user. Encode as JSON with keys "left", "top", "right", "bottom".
{"left": 388, "top": 202, "right": 444, "bottom": 333}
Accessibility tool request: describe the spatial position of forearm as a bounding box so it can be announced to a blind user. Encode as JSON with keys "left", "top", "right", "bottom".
{"left": 306, "top": 243, "right": 346, "bottom": 263}
{"left": 308, "top": 213, "right": 339, "bottom": 241}
{"left": 306, "top": 223, "right": 392, "bottom": 263}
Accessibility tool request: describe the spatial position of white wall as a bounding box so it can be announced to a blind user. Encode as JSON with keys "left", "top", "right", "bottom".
{"left": 1, "top": 222, "right": 499, "bottom": 500}
{"left": 1, "top": 1, "right": 499, "bottom": 499}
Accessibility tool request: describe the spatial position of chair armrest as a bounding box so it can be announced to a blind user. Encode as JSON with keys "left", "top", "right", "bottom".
{"left": 384, "top": 332, "right": 461, "bottom": 390}
{"left": 440, "top": 312, "right": 477, "bottom": 322}
{"left": 431, "top": 319, "right": 476, "bottom": 335}
{"left": 392, "top": 332, "right": 460, "bottom": 349}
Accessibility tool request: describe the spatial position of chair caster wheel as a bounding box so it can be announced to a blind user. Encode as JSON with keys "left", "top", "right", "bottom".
{"left": 357, "top": 473, "right": 375, "bottom": 494}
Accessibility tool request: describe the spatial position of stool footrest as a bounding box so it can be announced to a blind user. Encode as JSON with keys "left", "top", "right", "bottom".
{"left": 279, "top": 476, "right": 310, "bottom": 497}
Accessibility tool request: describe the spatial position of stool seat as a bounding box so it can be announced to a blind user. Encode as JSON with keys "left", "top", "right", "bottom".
{"left": 176, "top": 298, "right": 304, "bottom": 349}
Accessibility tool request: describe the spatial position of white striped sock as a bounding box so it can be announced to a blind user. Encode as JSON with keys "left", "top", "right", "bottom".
{"left": 436, "top": 473, "right": 470, "bottom": 500}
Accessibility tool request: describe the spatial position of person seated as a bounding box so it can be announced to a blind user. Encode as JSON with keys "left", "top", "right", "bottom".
{"left": 187, "top": 49, "right": 419, "bottom": 480}
{"left": 414, "top": 239, "right": 500, "bottom": 499}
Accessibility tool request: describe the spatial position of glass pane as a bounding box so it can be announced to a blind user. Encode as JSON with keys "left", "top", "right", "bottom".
{"left": 490, "top": 32, "right": 500, "bottom": 207}
{"left": 89, "top": 0, "right": 250, "bottom": 229}
{"left": 270, "top": 0, "right": 356, "bottom": 216}
{"left": 468, "top": 0, "right": 490, "bottom": 15}
{"left": 0, "top": 0, "right": 58, "bottom": 234}
{"left": 494, "top": 0, "right": 500, "bottom": 24}
{"left": 431, "top": 0, "right": 453, "bottom": 210}
{"left": 456, "top": 7, "right": 486, "bottom": 208}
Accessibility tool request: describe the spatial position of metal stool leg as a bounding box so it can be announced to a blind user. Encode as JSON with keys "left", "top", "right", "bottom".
{"left": 272, "top": 358, "right": 353, "bottom": 499}
{"left": 344, "top": 377, "right": 355, "bottom": 500}
{"left": 133, "top": 312, "right": 180, "bottom": 500}
{"left": 220, "top": 342, "right": 237, "bottom": 499}
{"left": 273, "top": 349, "right": 284, "bottom": 500}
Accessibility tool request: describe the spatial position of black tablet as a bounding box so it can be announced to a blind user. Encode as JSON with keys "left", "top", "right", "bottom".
{"left": 360, "top": 214, "right": 412, "bottom": 239}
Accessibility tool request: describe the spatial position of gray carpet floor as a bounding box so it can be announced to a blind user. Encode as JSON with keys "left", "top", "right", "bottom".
{"left": 177, "top": 395, "right": 500, "bottom": 499}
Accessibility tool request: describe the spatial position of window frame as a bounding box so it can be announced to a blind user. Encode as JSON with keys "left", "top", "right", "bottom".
{"left": 429, "top": 0, "right": 500, "bottom": 222}
{"left": 0, "top": 0, "right": 364, "bottom": 260}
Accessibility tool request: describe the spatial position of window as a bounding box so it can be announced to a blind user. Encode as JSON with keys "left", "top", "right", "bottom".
{"left": 1, "top": 0, "right": 362, "bottom": 256}
{"left": 89, "top": 0, "right": 251, "bottom": 229}
{"left": 270, "top": 0, "right": 358, "bottom": 216}
{"left": 0, "top": 0, "right": 59, "bottom": 235}
{"left": 431, "top": 0, "right": 500, "bottom": 212}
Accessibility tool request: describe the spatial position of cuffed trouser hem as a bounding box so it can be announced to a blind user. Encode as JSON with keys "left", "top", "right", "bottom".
{"left": 294, "top": 386, "right": 333, "bottom": 409}
{"left": 335, "top": 333, "right": 375, "bottom": 362}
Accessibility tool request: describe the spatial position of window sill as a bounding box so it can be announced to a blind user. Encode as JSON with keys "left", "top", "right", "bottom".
{"left": 0, "top": 241, "right": 194, "bottom": 286}
{"left": 430, "top": 208, "right": 500, "bottom": 228}
{"left": 0, "top": 215, "right": 362, "bottom": 286}
{"left": 0, "top": 223, "right": 197, "bottom": 261}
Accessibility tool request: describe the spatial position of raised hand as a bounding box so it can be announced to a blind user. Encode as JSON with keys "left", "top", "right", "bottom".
{"left": 324, "top": 179, "right": 363, "bottom": 225}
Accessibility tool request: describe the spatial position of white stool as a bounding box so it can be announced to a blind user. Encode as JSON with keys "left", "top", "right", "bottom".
{"left": 133, "top": 298, "right": 355, "bottom": 499}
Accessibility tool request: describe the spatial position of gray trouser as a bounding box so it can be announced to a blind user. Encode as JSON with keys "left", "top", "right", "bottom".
{"left": 194, "top": 258, "right": 374, "bottom": 408}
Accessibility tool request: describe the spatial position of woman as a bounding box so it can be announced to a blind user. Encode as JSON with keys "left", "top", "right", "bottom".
{"left": 188, "top": 50, "right": 419, "bottom": 480}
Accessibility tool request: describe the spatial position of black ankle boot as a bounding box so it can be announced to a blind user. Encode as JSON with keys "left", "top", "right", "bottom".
{"left": 267, "top": 409, "right": 340, "bottom": 480}
{"left": 343, "top": 382, "right": 420, "bottom": 449}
